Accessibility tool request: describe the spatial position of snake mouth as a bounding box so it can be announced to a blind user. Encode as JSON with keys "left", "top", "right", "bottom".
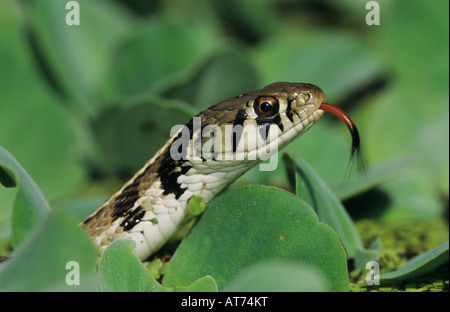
{"left": 319, "top": 103, "right": 360, "bottom": 156}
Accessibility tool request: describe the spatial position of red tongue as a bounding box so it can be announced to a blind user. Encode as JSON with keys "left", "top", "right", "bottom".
{"left": 319, "top": 103, "right": 360, "bottom": 156}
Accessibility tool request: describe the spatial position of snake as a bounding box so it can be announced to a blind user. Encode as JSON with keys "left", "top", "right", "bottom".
{"left": 81, "top": 82, "right": 359, "bottom": 261}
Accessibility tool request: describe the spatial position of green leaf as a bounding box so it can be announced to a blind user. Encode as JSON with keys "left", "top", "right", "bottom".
{"left": 163, "top": 49, "right": 260, "bottom": 110}
{"left": 26, "top": 0, "right": 133, "bottom": 113}
{"left": 0, "top": 146, "right": 51, "bottom": 248}
{"left": 0, "top": 0, "right": 86, "bottom": 201}
{"left": 379, "top": 241, "right": 449, "bottom": 285}
{"left": 352, "top": 0, "right": 449, "bottom": 219}
{"left": 92, "top": 98, "right": 194, "bottom": 176}
{"left": 209, "top": 0, "right": 279, "bottom": 42}
{"left": 0, "top": 208, "right": 98, "bottom": 291}
{"left": 55, "top": 196, "right": 108, "bottom": 223}
{"left": 112, "top": 16, "right": 220, "bottom": 98}
{"left": 162, "top": 185, "right": 349, "bottom": 291}
{"left": 98, "top": 239, "right": 161, "bottom": 292}
{"left": 336, "top": 158, "right": 412, "bottom": 201}
{"left": 172, "top": 275, "right": 218, "bottom": 292}
{"left": 382, "top": 0, "right": 448, "bottom": 92}
{"left": 98, "top": 239, "right": 218, "bottom": 292}
{"left": 251, "top": 31, "right": 384, "bottom": 102}
{"left": 283, "top": 152, "right": 380, "bottom": 268}
{"left": 283, "top": 153, "right": 362, "bottom": 252}
{"left": 227, "top": 261, "right": 328, "bottom": 292}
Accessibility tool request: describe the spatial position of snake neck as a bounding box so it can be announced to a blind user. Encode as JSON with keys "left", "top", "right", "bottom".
{"left": 81, "top": 132, "right": 257, "bottom": 260}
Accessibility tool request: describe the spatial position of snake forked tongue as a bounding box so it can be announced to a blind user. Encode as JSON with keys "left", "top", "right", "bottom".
{"left": 319, "top": 103, "right": 360, "bottom": 156}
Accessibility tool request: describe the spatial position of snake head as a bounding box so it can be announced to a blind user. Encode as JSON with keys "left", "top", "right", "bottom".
{"left": 251, "top": 82, "right": 326, "bottom": 140}
{"left": 259, "top": 83, "right": 361, "bottom": 162}
{"left": 192, "top": 82, "right": 326, "bottom": 162}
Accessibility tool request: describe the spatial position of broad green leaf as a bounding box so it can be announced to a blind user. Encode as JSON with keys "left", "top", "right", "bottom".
{"left": 373, "top": 168, "right": 444, "bottom": 221}
{"left": 172, "top": 275, "right": 218, "bottom": 292}
{"left": 112, "top": 16, "right": 220, "bottom": 98}
{"left": 353, "top": 0, "right": 449, "bottom": 219}
{"left": 0, "top": 146, "right": 51, "bottom": 248}
{"left": 0, "top": 0, "right": 86, "bottom": 202}
{"left": 354, "top": 238, "right": 381, "bottom": 272}
{"left": 0, "top": 208, "right": 98, "bottom": 291}
{"left": 336, "top": 158, "right": 412, "bottom": 200}
{"left": 98, "top": 239, "right": 218, "bottom": 292}
{"left": 163, "top": 49, "right": 259, "bottom": 110}
{"left": 26, "top": 0, "right": 133, "bottom": 113}
{"left": 382, "top": 0, "right": 448, "bottom": 92}
{"left": 283, "top": 153, "right": 362, "bottom": 252}
{"left": 380, "top": 241, "right": 449, "bottom": 285}
{"left": 98, "top": 239, "right": 161, "bottom": 292}
{"left": 321, "top": 0, "right": 395, "bottom": 18}
{"left": 0, "top": 187, "right": 15, "bottom": 242}
{"left": 227, "top": 261, "right": 328, "bottom": 292}
{"left": 283, "top": 152, "right": 380, "bottom": 268}
{"left": 163, "top": 185, "right": 349, "bottom": 291}
{"left": 92, "top": 98, "right": 194, "bottom": 176}
{"left": 210, "top": 0, "right": 279, "bottom": 42}
{"left": 56, "top": 196, "right": 109, "bottom": 223}
{"left": 355, "top": 87, "right": 447, "bottom": 220}
{"left": 250, "top": 31, "right": 384, "bottom": 102}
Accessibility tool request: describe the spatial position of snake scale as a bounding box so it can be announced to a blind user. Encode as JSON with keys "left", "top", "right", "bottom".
{"left": 81, "top": 82, "right": 359, "bottom": 261}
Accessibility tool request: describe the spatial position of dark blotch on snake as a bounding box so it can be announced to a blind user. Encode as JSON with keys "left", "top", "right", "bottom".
{"left": 273, "top": 114, "right": 283, "bottom": 132}
{"left": 286, "top": 100, "right": 294, "bottom": 123}
{"left": 111, "top": 180, "right": 141, "bottom": 221}
{"left": 120, "top": 205, "right": 146, "bottom": 231}
{"left": 158, "top": 154, "right": 191, "bottom": 199}
{"left": 232, "top": 109, "right": 247, "bottom": 152}
{"left": 111, "top": 165, "right": 153, "bottom": 221}
{"left": 158, "top": 119, "right": 196, "bottom": 198}
{"left": 234, "top": 109, "right": 247, "bottom": 126}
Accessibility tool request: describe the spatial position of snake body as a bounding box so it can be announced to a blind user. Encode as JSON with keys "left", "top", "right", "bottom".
{"left": 82, "top": 82, "right": 327, "bottom": 260}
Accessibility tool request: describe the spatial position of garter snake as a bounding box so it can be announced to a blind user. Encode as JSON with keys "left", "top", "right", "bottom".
{"left": 81, "top": 82, "right": 359, "bottom": 260}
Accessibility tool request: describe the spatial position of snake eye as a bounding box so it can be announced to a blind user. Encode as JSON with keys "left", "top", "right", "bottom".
{"left": 254, "top": 96, "right": 279, "bottom": 118}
